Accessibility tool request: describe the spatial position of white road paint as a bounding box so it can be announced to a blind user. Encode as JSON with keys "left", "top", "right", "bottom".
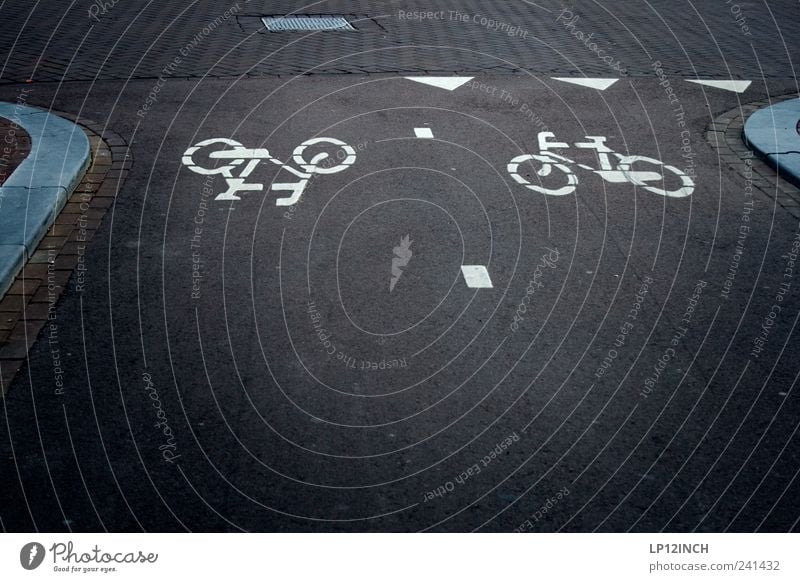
{"left": 292, "top": 137, "right": 356, "bottom": 174}
{"left": 404, "top": 76, "right": 474, "bottom": 91}
{"left": 461, "top": 265, "right": 493, "bottom": 288}
{"left": 506, "top": 131, "right": 695, "bottom": 198}
{"left": 551, "top": 77, "right": 618, "bottom": 90}
{"left": 182, "top": 137, "right": 357, "bottom": 204}
{"left": 183, "top": 123, "right": 695, "bottom": 210}
{"left": 686, "top": 79, "right": 751, "bottom": 93}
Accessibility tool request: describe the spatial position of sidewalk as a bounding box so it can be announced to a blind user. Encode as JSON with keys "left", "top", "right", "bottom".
{"left": 0, "top": 108, "right": 129, "bottom": 393}
{"left": 0, "top": 117, "right": 31, "bottom": 185}
{"left": 0, "top": 102, "right": 90, "bottom": 298}
{"left": 743, "top": 96, "right": 800, "bottom": 187}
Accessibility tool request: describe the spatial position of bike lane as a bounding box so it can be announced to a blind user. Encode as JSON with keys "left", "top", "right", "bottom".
{"left": 1, "top": 75, "right": 799, "bottom": 532}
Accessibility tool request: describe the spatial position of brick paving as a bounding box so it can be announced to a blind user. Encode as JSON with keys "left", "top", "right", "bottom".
{"left": 0, "top": 1, "right": 798, "bottom": 82}
{"left": 0, "top": 116, "right": 30, "bottom": 185}
{"left": 0, "top": 117, "right": 129, "bottom": 394}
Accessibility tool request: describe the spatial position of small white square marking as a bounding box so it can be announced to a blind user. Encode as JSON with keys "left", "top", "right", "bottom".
{"left": 461, "top": 265, "right": 493, "bottom": 288}
{"left": 414, "top": 127, "right": 434, "bottom": 139}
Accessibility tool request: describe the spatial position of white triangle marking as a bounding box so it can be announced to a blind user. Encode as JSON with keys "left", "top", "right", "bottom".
{"left": 404, "top": 76, "right": 474, "bottom": 91}
{"left": 686, "top": 79, "right": 751, "bottom": 93}
{"left": 551, "top": 77, "right": 619, "bottom": 90}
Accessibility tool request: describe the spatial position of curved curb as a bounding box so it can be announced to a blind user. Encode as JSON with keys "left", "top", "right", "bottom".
{"left": 743, "top": 97, "right": 800, "bottom": 188}
{"left": 0, "top": 102, "right": 90, "bottom": 297}
{"left": 705, "top": 94, "right": 800, "bottom": 220}
{"left": 0, "top": 116, "right": 131, "bottom": 394}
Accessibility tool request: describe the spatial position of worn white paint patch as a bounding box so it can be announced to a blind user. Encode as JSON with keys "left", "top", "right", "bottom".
{"left": 551, "top": 77, "right": 618, "bottom": 90}
{"left": 686, "top": 79, "right": 751, "bottom": 93}
{"left": 404, "top": 76, "right": 474, "bottom": 91}
{"left": 414, "top": 128, "right": 434, "bottom": 139}
{"left": 461, "top": 265, "right": 493, "bottom": 288}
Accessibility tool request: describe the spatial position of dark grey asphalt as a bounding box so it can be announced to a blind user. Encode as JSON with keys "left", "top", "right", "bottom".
{"left": 1, "top": 73, "right": 799, "bottom": 532}
{"left": 1, "top": 0, "right": 800, "bottom": 533}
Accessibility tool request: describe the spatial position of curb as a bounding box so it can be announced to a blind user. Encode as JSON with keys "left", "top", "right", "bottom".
{"left": 0, "top": 102, "right": 90, "bottom": 297}
{"left": 705, "top": 94, "right": 800, "bottom": 220}
{"left": 0, "top": 116, "right": 130, "bottom": 395}
{"left": 743, "top": 96, "right": 800, "bottom": 189}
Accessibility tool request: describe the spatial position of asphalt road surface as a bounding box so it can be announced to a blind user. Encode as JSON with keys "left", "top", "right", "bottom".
{"left": 1, "top": 0, "right": 799, "bottom": 532}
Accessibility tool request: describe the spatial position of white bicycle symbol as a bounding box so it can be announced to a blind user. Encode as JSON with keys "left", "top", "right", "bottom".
{"left": 181, "top": 137, "right": 357, "bottom": 205}
{"left": 507, "top": 132, "right": 694, "bottom": 198}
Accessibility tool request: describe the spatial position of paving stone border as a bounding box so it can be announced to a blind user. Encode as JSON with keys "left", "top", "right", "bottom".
{"left": 744, "top": 97, "right": 800, "bottom": 188}
{"left": 705, "top": 93, "right": 800, "bottom": 220}
{"left": 0, "top": 116, "right": 130, "bottom": 394}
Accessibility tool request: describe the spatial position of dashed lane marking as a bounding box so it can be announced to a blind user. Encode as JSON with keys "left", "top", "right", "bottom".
{"left": 461, "top": 265, "right": 493, "bottom": 289}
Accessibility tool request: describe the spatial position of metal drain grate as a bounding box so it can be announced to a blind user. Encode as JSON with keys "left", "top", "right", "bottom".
{"left": 261, "top": 15, "right": 355, "bottom": 32}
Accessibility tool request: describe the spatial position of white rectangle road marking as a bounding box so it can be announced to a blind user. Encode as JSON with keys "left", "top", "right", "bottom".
{"left": 461, "top": 265, "right": 493, "bottom": 288}
{"left": 414, "top": 128, "right": 434, "bottom": 139}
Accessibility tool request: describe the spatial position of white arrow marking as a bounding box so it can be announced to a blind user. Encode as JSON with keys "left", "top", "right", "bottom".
{"left": 404, "top": 76, "right": 474, "bottom": 91}
{"left": 686, "top": 79, "right": 751, "bottom": 93}
{"left": 461, "top": 265, "right": 493, "bottom": 288}
{"left": 414, "top": 128, "right": 434, "bottom": 139}
{"left": 551, "top": 77, "right": 619, "bottom": 90}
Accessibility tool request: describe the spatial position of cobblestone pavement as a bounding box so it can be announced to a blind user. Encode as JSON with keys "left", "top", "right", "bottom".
{"left": 0, "top": 1, "right": 798, "bottom": 81}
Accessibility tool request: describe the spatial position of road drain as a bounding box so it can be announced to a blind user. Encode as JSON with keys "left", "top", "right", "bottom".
{"left": 261, "top": 15, "right": 356, "bottom": 32}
